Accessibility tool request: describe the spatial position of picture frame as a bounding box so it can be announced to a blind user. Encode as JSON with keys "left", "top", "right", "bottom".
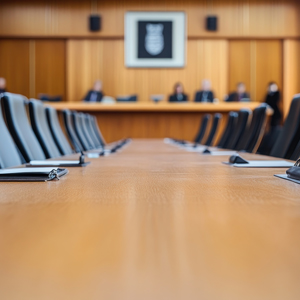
{"left": 125, "top": 11, "right": 186, "bottom": 68}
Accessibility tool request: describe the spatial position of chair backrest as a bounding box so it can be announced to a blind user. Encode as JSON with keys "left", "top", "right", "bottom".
{"left": 0, "top": 95, "right": 22, "bottom": 168}
{"left": 84, "top": 114, "right": 102, "bottom": 148}
{"left": 217, "top": 112, "right": 238, "bottom": 148}
{"left": 62, "top": 109, "right": 83, "bottom": 153}
{"left": 2, "top": 93, "right": 46, "bottom": 162}
{"left": 235, "top": 104, "right": 268, "bottom": 153}
{"left": 78, "top": 113, "right": 97, "bottom": 149}
{"left": 28, "top": 99, "right": 61, "bottom": 159}
{"left": 288, "top": 139, "right": 300, "bottom": 161}
{"left": 226, "top": 109, "right": 251, "bottom": 150}
{"left": 270, "top": 95, "right": 300, "bottom": 158}
{"left": 194, "top": 114, "right": 211, "bottom": 144}
{"left": 90, "top": 116, "right": 106, "bottom": 146}
{"left": 204, "top": 113, "right": 222, "bottom": 146}
{"left": 72, "top": 111, "right": 92, "bottom": 151}
{"left": 46, "top": 107, "right": 73, "bottom": 156}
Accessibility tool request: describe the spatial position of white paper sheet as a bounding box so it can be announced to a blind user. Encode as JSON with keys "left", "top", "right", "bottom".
{"left": 232, "top": 160, "right": 294, "bottom": 168}
{"left": 29, "top": 160, "right": 79, "bottom": 166}
{"left": 0, "top": 167, "right": 57, "bottom": 175}
{"left": 87, "top": 153, "right": 100, "bottom": 158}
{"left": 205, "top": 151, "right": 238, "bottom": 156}
{"left": 185, "top": 146, "right": 207, "bottom": 152}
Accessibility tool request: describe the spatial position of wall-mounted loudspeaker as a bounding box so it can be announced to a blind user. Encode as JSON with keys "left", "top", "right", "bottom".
{"left": 206, "top": 16, "right": 218, "bottom": 31}
{"left": 89, "top": 15, "right": 101, "bottom": 31}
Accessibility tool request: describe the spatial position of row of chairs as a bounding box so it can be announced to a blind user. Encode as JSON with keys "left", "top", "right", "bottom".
{"left": 0, "top": 92, "right": 122, "bottom": 169}
{"left": 172, "top": 95, "right": 300, "bottom": 160}
{"left": 173, "top": 103, "right": 267, "bottom": 153}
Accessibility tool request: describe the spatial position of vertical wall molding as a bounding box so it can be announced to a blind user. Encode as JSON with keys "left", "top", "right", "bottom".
{"left": 250, "top": 40, "right": 256, "bottom": 102}
{"left": 283, "top": 39, "right": 300, "bottom": 117}
{"left": 29, "top": 40, "right": 35, "bottom": 98}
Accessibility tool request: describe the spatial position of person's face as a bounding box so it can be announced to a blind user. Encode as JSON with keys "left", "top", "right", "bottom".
{"left": 93, "top": 81, "right": 102, "bottom": 92}
{"left": 202, "top": 81, "right": 210, "bottom": 91}
{"left": 237, "top": 84, "right": 246, "bottom": 94}
{"left": 269, "top": 83, "right": 278, "bottom": 93}
{"left": 176, "top": 84, "right": 183, "bottom": 94}
{"left": 0, "top": 78, "right": 6, "bottom": 89}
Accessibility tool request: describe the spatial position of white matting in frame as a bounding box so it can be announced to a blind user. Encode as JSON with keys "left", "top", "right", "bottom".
{"left": 125, "top": 11, "right": 186, "bottom": 68}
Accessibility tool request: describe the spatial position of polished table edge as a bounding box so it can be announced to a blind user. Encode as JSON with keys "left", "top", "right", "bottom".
{"left": 47, "top": 101, "right": 265, "bottom": 113}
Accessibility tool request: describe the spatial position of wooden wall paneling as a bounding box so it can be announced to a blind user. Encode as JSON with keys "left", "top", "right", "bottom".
{"left": 283, "top": 39, "right": 300, "bottom": 117}
{"left": 66, "top": 39, "right": 228, "bottom": 102}
{"left": 229, "top": 40, "right": 283, "bottom": 104}
{"left": 0, "top": 39, "right": 30, "bottom": 97}
{"left": 196, "top": 39, "right": 228, "bottom": 101}
{"left": 228, "top": 41, "right": 252, "bottom": 98}
{"left": 254, "top": 40, "right": 283, "bottom": 103}
{"left": 67, "top": 40, "right": 95, "bottom": 101}
{"left": 0, "top": 0, "right": 300, "bottom": 38}
{"left": 0, "top": 0, "right": 48, "bottom": 37}
{"left": 247, "top": 0, "right": 300, "bottom": 38}
{"left": 35, "top": 40, "right": 66, "bottom": 100}
{"left": 49, "top": 1, "right": 92, "bottom": 36}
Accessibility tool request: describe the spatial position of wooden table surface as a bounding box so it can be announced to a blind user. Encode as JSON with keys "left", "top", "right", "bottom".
{"left": 0, "top": 139, "right": 299, "bottom": 300}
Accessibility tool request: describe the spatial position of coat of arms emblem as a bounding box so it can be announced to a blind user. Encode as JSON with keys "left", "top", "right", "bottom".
{"left": 145, "top": 23, "right": 164, "bottom": 56}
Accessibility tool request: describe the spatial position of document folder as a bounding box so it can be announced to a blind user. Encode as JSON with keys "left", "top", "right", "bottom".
{"left": 0, "top": 167, "right": 68, "bottom": 182}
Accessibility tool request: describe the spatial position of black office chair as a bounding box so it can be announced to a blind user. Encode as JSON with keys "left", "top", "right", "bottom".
{"left": 269, "top": 95, "right": 300, "bottom": 159}
{"left": 2, "top": 93, "right": 46, "bottom": 162}
{"left": 0, "top": 95, "right": 23, "bottom": 168}
{"left": 72, "top": 111, "right": 92, "bottom": 151}
{"left": 216, "top": 112, "right": 238, "bottom": 148}
{"left": 194, "top": 114, "right": 211, "bottom": 144}
{"left": 90, "top": 115, "right": 106, "bottom": 147}
{"left": 235, "top": 104, "right": 268, "bottom": 153}
{"left": 78, "top": 113, "right": 97, "bottom": 149}
{"left": 203, "top": 113, "right": 222, "bottom": 146}
{"left": 62, "top": 109, "right": 83, "bottom": 153}
{"left": 226, "top": 109, "right": 251, "bottom": 150}
{"left": 84, "top": 114, "right": 103, "bottom": 149}
{"left": 28, "top": 99, "right": 61, "bottom": 159}
{"left": 46, "top": 106, "right": 74, "bottom": 156}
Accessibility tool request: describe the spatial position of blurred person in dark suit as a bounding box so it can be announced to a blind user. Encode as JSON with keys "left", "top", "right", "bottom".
{"left": 258, "top": 82, "right": 282, "bottom": 155}
{"left": 194, "top": 80, "right": 214, "bottom": 103}
{"left": 226, "top": 82, "right": 250, "bottom": 102}
{"left": 169, "top": 82, "right": 188, "bottom": 102}
{"left": 83, "top": 80, "right": 103, "bottom": 102}
{"left": 265, "top": 82, "right": 281, "bottom": 126}
{"left": 0, "top": 77, "right": 7, "bottom": 94}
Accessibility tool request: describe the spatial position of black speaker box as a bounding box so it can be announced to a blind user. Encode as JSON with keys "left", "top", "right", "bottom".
{"left": 206, "top": 16, "right": 218, "bottom": 31}
{"left": 89, "top": 15, "right": 101, "bottom": 31}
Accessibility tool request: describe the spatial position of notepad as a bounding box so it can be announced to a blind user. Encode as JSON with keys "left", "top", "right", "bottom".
{"left": 274, "top": 174, "right": 300, "bottom": 184}
{"left": 0, "top": 167, "right": 68, "bottom": 182}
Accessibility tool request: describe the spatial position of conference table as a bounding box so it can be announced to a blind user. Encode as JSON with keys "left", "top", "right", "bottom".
{"left": 50, "top": 102, "right": 264, "bottom": 143}
{"left": 0, "top": 139, "right": 300, "bottom": 300}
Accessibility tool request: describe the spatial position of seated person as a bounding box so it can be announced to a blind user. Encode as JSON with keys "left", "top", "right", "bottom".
{"left": 169, "top": 82, "right": 188, "bottom": 102}
{"left": 83, "top": 80, "right": 103, "bottom": 102}
{"left": 0, "top": 77, "right": 7, "bottom": 94}
{"left": 265, "top": 82, "right": 281, "bottom": 127}
{"left": 194, "top": 79, "right": 214, "bottom": 102}
{"left": 227, "top": 82, "right": 250, "bottom": 102}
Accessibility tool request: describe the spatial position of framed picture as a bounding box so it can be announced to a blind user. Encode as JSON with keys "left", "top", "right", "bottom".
{"left": 125, "top": 11, "right": 186, "bottom": 68}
